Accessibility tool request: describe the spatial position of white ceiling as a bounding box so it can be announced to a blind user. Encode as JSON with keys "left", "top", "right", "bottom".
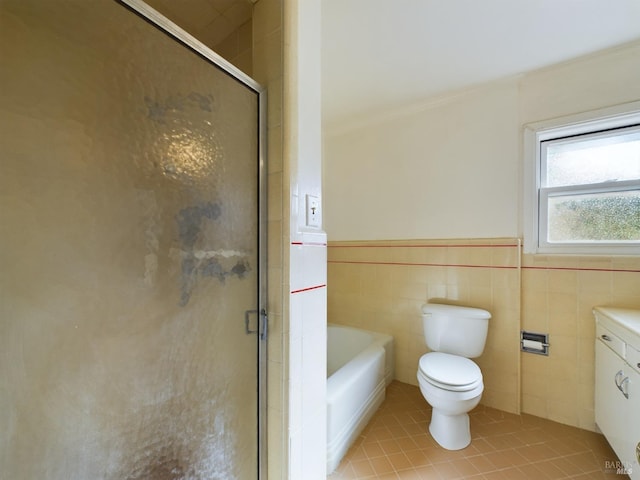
{"left": 321, "top": 0, "right": 640, "bottom": 128}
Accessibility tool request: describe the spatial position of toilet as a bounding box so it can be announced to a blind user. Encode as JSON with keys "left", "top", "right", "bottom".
{"left": 417, "top": 303, "right": 491, "bottom": 450}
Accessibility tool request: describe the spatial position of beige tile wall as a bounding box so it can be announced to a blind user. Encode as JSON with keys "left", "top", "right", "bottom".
{"left": 144, "top": 0, "right": 253, "bottom": 53}
{"left": 252, "top": 0, "right": 286, "bottom": 478}
{"left": 521, "top": 254, "right": 640, "bottom": 432}
{"left": 328, "top": 238, "right": 640, "bottom": 432}
{"left": 213, "top": 20, "right": 253, "bottom": 76}
{"left": 327, "top": 238, "right": 522, "bottom": 416}
{"left": 144, "top": 0, "right": 253, "bottom": 76}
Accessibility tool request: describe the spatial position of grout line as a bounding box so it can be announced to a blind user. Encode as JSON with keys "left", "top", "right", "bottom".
{"left": 327, "top": 260, "right": 519, "bottom": 269}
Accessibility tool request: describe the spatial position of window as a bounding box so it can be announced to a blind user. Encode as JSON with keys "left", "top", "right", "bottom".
{"left": 524, "top": 103, "right": 640, "bottom": 255}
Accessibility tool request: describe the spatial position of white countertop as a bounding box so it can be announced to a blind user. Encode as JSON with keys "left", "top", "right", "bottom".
{"left": 593, "top": 306, "right": 640, "bottom": 350}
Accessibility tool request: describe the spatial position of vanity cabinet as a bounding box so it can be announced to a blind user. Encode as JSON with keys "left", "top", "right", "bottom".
{"left": 594, "top": 307, "right": 640, "bottom": 480}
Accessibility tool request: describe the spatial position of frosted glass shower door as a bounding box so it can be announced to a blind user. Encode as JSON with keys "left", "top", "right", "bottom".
{"left": 0, "top": 1, "right": 266, "bottom": 479}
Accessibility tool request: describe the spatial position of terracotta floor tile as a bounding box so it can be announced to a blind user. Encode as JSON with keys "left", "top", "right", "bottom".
{"left": 516, "top": 443, "right": 560, "bottom": 463}
{"left": 344, "top": 445, "right": 367, "bottom": 463}
{"left": 512, "top": 427, "right": 549, "bottom": 445}
{"left": 564, "top": 450, "right": 603, "bottom": 473}
{"left": 408, "top": 410, "right": 429, "bottom": 423}
{"left": 449, "top": 457, "right": 481, "bottom": 477}
{"left": 381, "top": 416, "right": 401, "bottom": 428}
{"left": 517, "top": 463, "right": 552, "bottom": 479}
{"left": 395, "top": 436, "right": 420, "bottom": 452}
{"left": 483, "top": 449, "right": 520, "bottom": 470}
{"left": 350, "top": 459, "right": 376, "bottom": 478}
{"left": 387, "top": 424, "right": 410, "bottom": 438}
{"left": 327, "top": 381, "right": 621, "bottom": 480}
{"left": 369, "top": 426, "right": 395, "bottom": 442}
{"left": 370, "top": 456, "right": 395, "bottom": 476}
{"left": 422, "top": 446, "right": 457, "bottom": 465}
{"left": 543, "top": 437, "right": 588, "bottom": 457}
{"left": 403, "top": 449, "right": 431, "bottom": 468}
{"left": 532, "top": 459, "right": 569, "bottom": 479}
{"left": 361, "top": 432, "right": 381, "bottom": 445}
{"left": 548, "top": 456, "right": 581, "bottom": 476}
{"left": 386, "top": 452, "right": 413, "bottom": 472}
{"left": 401, "top": 423, "right": 426, "bottom": 436}
{"left": 486, "top": 466, "right": 529, "bottom": 480}
{"left": 410, "top": 433, "right": 436, "bottom": 449}
{"left": 394, "top": 412, "right": 418, "bottom": 425}
{"left": 468, "top": 437, "right": 497, "bottom": 455}
{"left": 485, "top": 433, "right": 518, "bottom": 451}
{"left": 363, "top": 442, "right": 385, "bottom": 459}
{"left": 426, "top": 461, "right": 462, "bottom": 479}
{"left": 480, "top": 468, "right": 515, "bottom": 480}
{"left": 379, "top": 439, "right": 403, "bottom": 456}
{"left": 372, "top": 473, "right": 399, "bottom": 480}
{"left": 412, "top": 464, "right": 440, "bottom": 480}
{"left": 394, "top": 469, "right": 422, "bottom": 480}
{"left": 466, "top": 453, "right": 497, "bottom": 473}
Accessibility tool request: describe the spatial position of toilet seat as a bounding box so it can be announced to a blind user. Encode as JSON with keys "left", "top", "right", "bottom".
{"left": 418, "top": 352, "right": 482, "bottom": 392}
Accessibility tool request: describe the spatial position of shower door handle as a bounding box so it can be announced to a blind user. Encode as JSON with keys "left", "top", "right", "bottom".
{"left": 260, "top": 309, "right": 268, "bottom": 340}
{"left": 245, "top": 309, "right": 268, "bottom": 340}
{"left": 245, "top": 309, "right": 258, "bottom": 335}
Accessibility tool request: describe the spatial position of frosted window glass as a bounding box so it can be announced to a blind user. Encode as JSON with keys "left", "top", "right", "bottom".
{"left": 547, "top": 190, "right": 640, "bottom": 242}
{"left": 544, "top": 128, "right": 640, "bottom": 187}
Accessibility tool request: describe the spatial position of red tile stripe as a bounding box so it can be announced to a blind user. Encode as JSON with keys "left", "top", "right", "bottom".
{"left": 327, "top": 259, "right": 640, "bottom": 273}
{"left": 522, "top": 265, "right": 640, "bottom": 273}
{"left": 327, "top": 242, "right": 639, "bottom": 273}
{"left": 291, "top": 284, "right": 327, "bottom": 294}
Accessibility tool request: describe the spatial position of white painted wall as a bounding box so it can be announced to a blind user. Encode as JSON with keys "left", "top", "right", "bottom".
{"left": 324, "top": 41, "right": 640, "bottom": 241}
{"left": 284, "top": 1, "right": 327, "bottom": 479}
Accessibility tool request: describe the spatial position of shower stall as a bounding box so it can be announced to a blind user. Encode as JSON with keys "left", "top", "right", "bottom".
{"left": 0, "top": 0, "right": 267, "bottom": 478}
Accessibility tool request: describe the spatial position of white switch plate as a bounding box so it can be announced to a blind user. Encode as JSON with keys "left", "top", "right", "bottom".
{"left": 305, "top": 194, "right": 321, "bottom": 228}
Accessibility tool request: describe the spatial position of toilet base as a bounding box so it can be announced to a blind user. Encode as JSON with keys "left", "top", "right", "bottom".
{"left": 429, "top": 409, "right": 471, "bottom": 450}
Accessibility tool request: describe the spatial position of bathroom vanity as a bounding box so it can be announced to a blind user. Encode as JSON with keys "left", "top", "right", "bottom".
{"left": 594, "top": 307, "right": 640, "bottom": 479}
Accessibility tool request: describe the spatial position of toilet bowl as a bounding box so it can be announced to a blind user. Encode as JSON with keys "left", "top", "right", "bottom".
{"left": 417, "top": 303, "right": 491, "bottom": 450}
{"left": 417, "top": 352, "right": 483, "bottom": 450}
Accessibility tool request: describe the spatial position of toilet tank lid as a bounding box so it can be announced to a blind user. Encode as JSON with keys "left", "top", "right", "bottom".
{"left": 422, "top": 303, "right": 491, "bottom": 319}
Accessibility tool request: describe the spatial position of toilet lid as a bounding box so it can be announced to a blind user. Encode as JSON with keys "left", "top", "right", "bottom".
{"left": 419, "top": 352, "right": 482, "bottom": 390}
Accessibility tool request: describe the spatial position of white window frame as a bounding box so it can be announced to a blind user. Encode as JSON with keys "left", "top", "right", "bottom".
{"left": 523, "top": 101, "right": 640, "bottom": 255}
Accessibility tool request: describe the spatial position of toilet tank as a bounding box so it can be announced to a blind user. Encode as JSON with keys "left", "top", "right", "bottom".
{"left": 422, "top": 303, "right": 491, "bottom": 358}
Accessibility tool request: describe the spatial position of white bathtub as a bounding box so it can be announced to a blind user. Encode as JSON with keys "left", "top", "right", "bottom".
{"left": 326, "top": 324, "right": 394, "bottom": 473}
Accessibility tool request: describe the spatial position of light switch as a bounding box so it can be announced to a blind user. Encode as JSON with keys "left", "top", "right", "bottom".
{"left": 305, "top": 195, "right": 321, "bottom": 228}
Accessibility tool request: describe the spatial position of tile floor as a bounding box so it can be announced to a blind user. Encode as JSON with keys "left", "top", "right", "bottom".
{"left": 328, "top": 381, "right": 626, "bottom": 479}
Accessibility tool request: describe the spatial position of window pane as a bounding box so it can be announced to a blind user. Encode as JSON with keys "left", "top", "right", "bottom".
{"left": 545, "top": 128, "right": 640, "bottom": 187}
{"left": 547, "top": 190, "right": 640, "bottom": 242}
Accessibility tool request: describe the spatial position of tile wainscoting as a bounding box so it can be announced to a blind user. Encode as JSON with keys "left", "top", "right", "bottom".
{"left": 327, "top": 238, "right": 640, "bottom": 431}
{"left": 327, "top": 238, "right": 522, "bottom": 416}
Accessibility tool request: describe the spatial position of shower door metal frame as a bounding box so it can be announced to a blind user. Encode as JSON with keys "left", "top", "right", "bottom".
{"left": 118, "top": 1, "right": 268, "bottom": 478}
